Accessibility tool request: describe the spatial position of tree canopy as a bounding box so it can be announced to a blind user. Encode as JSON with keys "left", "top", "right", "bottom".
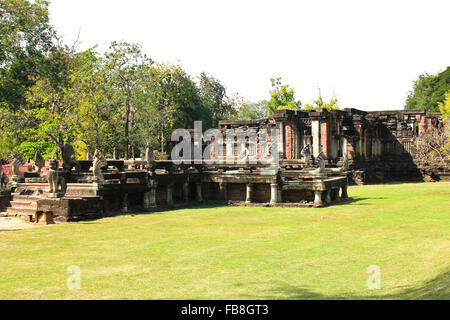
{"left": 405, "top": 67, "right": 450, "bottom": 112}
{"left": 265, "top": 77, "right": 301, "bottom": 115}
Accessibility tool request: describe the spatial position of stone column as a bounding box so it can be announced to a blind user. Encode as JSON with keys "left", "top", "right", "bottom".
{"left": 325, "top": 189, "right": 332, "bottom": 203}
{"left": 167, "top": 183, "right": 174, "bottom": 206}
{"left": 219, "top": 182, "right": 227, "bottom": 201}
{"left": 278, "top": 122, "right": 285, "bottom": 158}
{"left": 121, "top": 193, "right": 128, "bottom": 212}
{"left": 312, "top": 119, "right": 321, "bottom": 158}
{"left": 149, "top": 185, "right": 157, "bottom": 208}
{"left": 270, "top": 183, "right": 278, "bottom": 204}
{"left": 314, "top": 190, "right": 323, "bottom": 206}
{"left": 245, "top": 183, "right": 253, "bottom": 204}
{"left": 277, "top": 188, "right": 283, "bottom": 203}
{"left": 341, "top": 185, "right": 348, "bottom": 199}
{"left": 342, "top": 137, "right": 348, "bottom": 157}
{"left": 183, "top": 181, "right": 189, "bottom": 203}
{"left": 143, "top": 191, "right": 151, "bottom": 209}
{"left": 333, "top": 188, "right": 341, "bottom": 202}
{"left": 196, "top": 182, "right": 203, "bottom": 202}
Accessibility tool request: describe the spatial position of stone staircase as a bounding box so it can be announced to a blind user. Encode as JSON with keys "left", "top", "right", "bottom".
{"left": 0, "top": 191, "right": 44, "bottom": 221}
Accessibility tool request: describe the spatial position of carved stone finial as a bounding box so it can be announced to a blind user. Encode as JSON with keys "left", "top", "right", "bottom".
{"left": 92, "top": 149, "right": 107, "bottom": 182}
{"left": 145, "top": 142, "right": 153, "bottom": 163}
{"left": 301, "top": 144, "right": 312, "bottom": 166}
{"left": 316, "top": 152, "right": 325, "bottom": 173}
{"left": 239, "top": 144, "right": 250, "bottom": 162}
{"left": 0, "top": 160, "right": 9, "bottom": 191}
{"left": 47, "top": 158, "right": 65, "bottom": 195}
{"left": 86, "top": 151, "right": 93, "bottom": 161}
{"left": 113, "top": 147, "right": 119, "bottom": 160}
{"left": 11, "top": 151, "right": 25, "bottom": 177}
{"left": 33, "top": 152, "right": 45, "bottom": 174}
{"left": 310, "top": 151, "right": 325, "bottom": 175}
{"left": 342, "top": 153, "right": 349, "bottom": 171}
{"left": 62, "top": 143, "right": 77, "bottom": 172}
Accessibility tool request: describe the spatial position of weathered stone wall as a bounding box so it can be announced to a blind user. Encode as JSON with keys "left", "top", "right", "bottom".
{"left": 218, "top": 108, "right": 445, "bottom": 184}
{"left": 37, "top": 197, "right": 103, "bottom": 222}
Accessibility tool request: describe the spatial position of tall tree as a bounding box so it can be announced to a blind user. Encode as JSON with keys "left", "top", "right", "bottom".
{"left": 0, "top": 0, "right": 55, "bottom": 110}
{"left": 304, "top": 90, "right": 340, "bottom": 111}
{"left": 103, "top": 41, "right": 152, "bottom": 159}
{"left": 229, "top": 94, "right": 267, "bottom": 120}
{"left": 265, "top": 77, "right": 301, "bottom": 115}
{"left": 198, "top": 72, "right": 234, "bottom": 127}
{"left": 405, "top": 67, "right": 450, "bottom": 112}
{"left": 136, "top": 63, "right": 209, "bottom": 154}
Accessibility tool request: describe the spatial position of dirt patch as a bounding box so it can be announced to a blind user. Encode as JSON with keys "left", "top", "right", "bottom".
{"left": 0, "top": 217, "right": 36, "bottom": 231}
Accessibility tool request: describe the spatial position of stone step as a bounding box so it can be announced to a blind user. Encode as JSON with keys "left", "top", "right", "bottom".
{"left": 5, "top": 207, "right": 37, "bottom": 216}
{"left": 11, "top": 194, "right": 43, "bottom": 201}
{"left": 9, "top": 200, "right": 38, "bottom": 208}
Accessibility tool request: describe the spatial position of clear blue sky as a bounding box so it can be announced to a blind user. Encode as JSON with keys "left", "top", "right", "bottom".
{"left": 48, "top": 0, "right": 449, "bottom": 111}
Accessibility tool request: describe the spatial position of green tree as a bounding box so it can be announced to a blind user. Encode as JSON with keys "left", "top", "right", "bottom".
{"left": 136, "top": 63, "right": 209, "bottom": 153}
{"left": 438, "top": 91, "right": 450, "bottom": 120}
{"left": 304, "top": 92, "right": 340, "bottom": 111}
{"left": 198, "top": 72, "right": 234, "bottom": 127}
{"left": 69, "top": 49, "right": 122, "bottom": 158}
{"left": 0, "top": 0, "right": 55, "bottom": 110}
{"left": 0, "top": 40, "right": 82, "bottom": 160}
{"left": 229, "top": 94, "right": 267, "bottom": 120}
{"left": 405, "top": 67, "right": 450, "bottom": 112}
{"left": 265, "top": 77, "right": 301, "bottom": 115}
{"left": 103, "top": 41, "right": 153, "bottom": 158}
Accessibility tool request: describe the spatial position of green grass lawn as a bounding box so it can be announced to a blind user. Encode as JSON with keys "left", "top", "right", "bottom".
{"left": 0, "top": 182, "right": 449, "bottom": 300}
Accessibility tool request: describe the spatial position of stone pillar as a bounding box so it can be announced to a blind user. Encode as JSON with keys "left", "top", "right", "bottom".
{"left": 183, "top": 181, "right": 189, "bottom": 203}
{"left": 342, "top": 137, "right": 348, "bottom": 156}
{"left": 277, "top": 188, "right": 283, "bottom": 203}
{"left": 121, "top": 193, "right": 128, "bottom": 212}
{"left": 333, "top": 188, "right": 341, "bottom": 202}
{"left": 245, "top": 183, "right": 253, "bottom": 204}
{"left": 196, "top": 182, "right": 203, "bottom": 202}
{"left": 294, "top": 126, "right": 301, "bottom": 159}
{"left": 219, "top": 182, "right": 227, "bottom": 201}
{"left": 314, "top": 190, "right": 323, "bottom": 206}
{"left": 312, "top": 119, "right": 321, "bottom": 158}
{"left": 167, "top": 183, "right": 174, "bottom": 206}
{"left": 278, "top": 122, "right": 285, "bottom": 159}
{"left": 325, "top": 189, "right": 331, "bottom": 203}
{"left": 270, "top": 183, "right": 278, "bottom": 204}
{"left": 149, "top": 185, "right": 157, "bottom": 208}
{"left": 143, "top": 191, "right": 151, "bottom": 209}
{"left": 341, "top": 185, "right": 348, "bottom": 199}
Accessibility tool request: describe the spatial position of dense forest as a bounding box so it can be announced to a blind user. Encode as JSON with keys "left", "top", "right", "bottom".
{"left": 0, "top": 0, "right": 448, "bottom": 162}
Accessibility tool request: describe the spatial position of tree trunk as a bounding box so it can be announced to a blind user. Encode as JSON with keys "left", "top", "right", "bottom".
{"left": 124, "top": 99, "right": 130, "bottom": 160}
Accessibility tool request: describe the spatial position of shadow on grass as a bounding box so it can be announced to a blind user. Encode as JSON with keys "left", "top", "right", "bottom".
{"left": 252, "top": 268, "right": 450, "bottom": 300}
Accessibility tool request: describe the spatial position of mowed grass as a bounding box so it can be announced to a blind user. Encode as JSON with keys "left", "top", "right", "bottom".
{"left": 0, "top": 182, "right": 449, "bottom": 300}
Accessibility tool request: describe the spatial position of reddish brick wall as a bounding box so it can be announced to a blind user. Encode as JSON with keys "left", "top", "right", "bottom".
{"left": 284, "top": 121, "right": 294, "bottom": 160}
{"left": 347, "top": 139, "right": 355, "bottom": 160}
{"left": 321, "top": 121, "right": 329, "bottom": 157}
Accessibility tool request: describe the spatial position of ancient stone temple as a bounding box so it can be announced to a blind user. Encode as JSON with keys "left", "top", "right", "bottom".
{"left": 0, "top": 108, "right": 445, "bottom": 223}
{"left": 218, "top": 108, "right": 445, "bottom": 184}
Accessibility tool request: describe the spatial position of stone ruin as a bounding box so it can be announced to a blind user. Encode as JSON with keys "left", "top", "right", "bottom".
{"left": 0, "top": 108, "right": 445, "bottom": 223}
